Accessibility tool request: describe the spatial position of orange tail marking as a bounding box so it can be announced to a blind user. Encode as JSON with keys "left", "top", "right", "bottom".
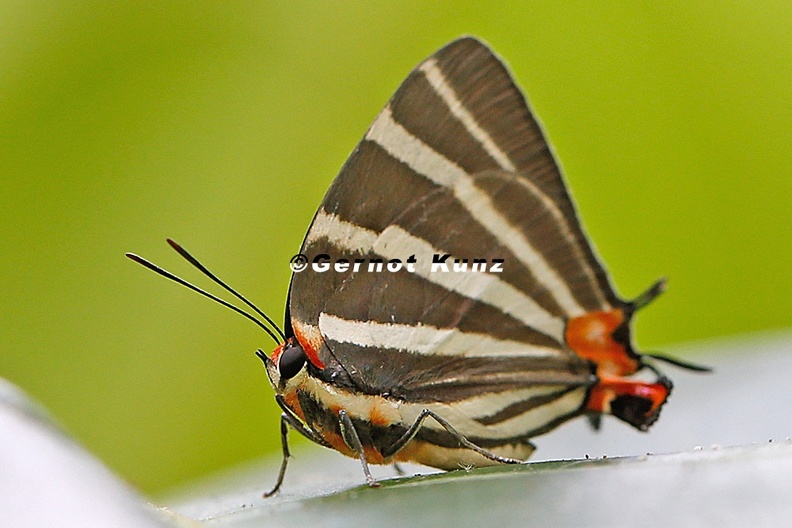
{"left": 586, "top": 377, "right": 669, "bottom": 416}
{"left": 565, "top": 309, "right": 638, "bottom": 376}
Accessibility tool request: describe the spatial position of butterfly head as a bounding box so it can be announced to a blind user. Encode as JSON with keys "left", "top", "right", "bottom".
{"left": 259, "top": 338, "right": 309, "bottom": 391}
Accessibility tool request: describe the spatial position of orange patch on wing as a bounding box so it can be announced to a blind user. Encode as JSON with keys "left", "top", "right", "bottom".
{"left": 565, "top": 309, "right": 638, "bottom": 376}
{"left": 292, "top": 321, "right": 326, "bottom": 369}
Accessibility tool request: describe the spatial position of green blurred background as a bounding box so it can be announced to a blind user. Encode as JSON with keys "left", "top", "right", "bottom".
{"left": 1, "top": 2, "right": 789, "bottom": 495}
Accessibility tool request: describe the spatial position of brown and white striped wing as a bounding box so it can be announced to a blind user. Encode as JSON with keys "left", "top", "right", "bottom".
{"left": 289, "top": 37, "right": 619, "bottom": 409}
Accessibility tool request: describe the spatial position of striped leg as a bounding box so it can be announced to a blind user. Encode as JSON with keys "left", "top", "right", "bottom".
{"left": 382, "top": 408, "right": 528, "bottom": 465}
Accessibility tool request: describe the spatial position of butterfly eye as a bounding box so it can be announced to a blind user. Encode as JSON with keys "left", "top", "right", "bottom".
{"left": 278, "top": 342, "right": 307, "bottom": 380}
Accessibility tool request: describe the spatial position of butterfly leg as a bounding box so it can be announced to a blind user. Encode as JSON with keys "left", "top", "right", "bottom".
{"left": 338, "top": 410, "right": 381, "bottom": 488}
{"left": 265, "top": 396, "right": 333, "bottom": 497}
{"left": 382, "top": 408, "right": 527, "bottom": 465}
{"left": 264, "top": 413, "right": 293, "bottom": 497}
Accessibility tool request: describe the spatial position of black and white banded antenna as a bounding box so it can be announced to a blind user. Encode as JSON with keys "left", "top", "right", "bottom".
{"left": 126, "top": 239, "right": 285, "bottom": 346}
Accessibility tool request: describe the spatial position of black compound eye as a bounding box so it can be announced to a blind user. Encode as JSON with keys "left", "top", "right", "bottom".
{"left": 278, "top": 342, "right": 307, "bottom": 380}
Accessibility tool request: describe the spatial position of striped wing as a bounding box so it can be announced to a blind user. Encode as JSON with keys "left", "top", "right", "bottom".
{"left": 288, "top": 37, "right": 619, "bottom": 406}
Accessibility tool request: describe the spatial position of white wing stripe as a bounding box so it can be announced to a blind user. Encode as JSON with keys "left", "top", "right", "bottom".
{"left": 366, "top": 107, "right": 586, "bottom": 317}
{"left": 419, "top": 58, "right": 516, "bottom": 171}
{"left": 307, "top": 210, "right": 565, "bottom": 343}
{"left": 421, "top": 56, "right": 605, "bottom": 309}
{"left": 376, "top": 224, "right": 565, "bottom": 342}
{"left": 367, "top": 106, "right": 462, "bottom": 188}
{"left": 305, "top": 209, "right": 378, "bottom": 249}
{"left": 305, "top": 209, "right": 377, "bottom": 250}
{"left": 304, "top": 373, "right": 586, "bottom": 440}
{"left": 405, "top": 386, "right": 586, "bottom": 439}
{"left": 319, "top": 313, "right": 563, "bottom": 358}
{"left": 512, "top": 177, "right": 609, "bottom": 310}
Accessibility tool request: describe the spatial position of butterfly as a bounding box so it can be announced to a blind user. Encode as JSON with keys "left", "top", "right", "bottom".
{"left": 128, "top": 36, "right": 708, "bottom": 495}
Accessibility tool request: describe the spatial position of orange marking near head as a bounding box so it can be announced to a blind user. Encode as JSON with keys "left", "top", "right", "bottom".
{"left": 292, "top": 321, "right": 327, "bottom": 369}
{"left": 270, "top": 334, "right": 325, "bottom": 370}
{"left": 565, "top": 309, "right": 638, "bottom": 376}
{"left": 281, "top": 388, "right": 306, "bottom": 422}
{"left": 270, "top": 342, "right": 285, "bottom": 363}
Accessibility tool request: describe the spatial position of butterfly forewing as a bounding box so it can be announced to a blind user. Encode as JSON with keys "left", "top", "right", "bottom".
{"left": 290, "top": 36, "right": 619, "bottom": 352}
{"left": 285, "top": 37, "right": 622, "bottom": 439}
{"left": 385, "top": 37, "right": 620, "bottom": 312}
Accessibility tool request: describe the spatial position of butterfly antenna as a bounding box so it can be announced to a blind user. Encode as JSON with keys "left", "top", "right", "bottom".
{"left": 165, "top": 239, "right": 286, "bottom": 342}
{"left": 126, "top": 248, "right": 283, "bottom": 346}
